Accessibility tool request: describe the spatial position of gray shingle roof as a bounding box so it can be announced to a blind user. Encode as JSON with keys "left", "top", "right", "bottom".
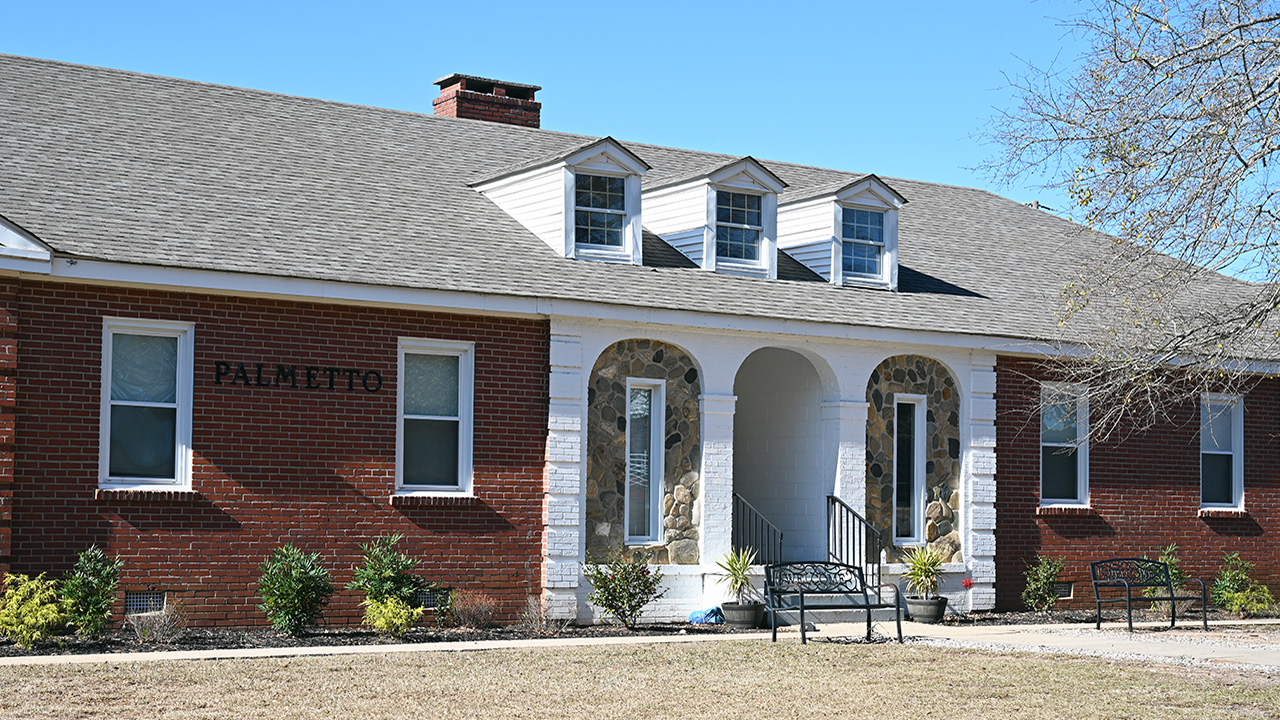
{"left": 0, "top": 54, "right": 1258, "bottom": 348}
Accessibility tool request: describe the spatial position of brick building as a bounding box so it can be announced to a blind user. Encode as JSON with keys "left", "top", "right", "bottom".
{"left": 0, "top": 55, "right": 1273, "bottom": 624}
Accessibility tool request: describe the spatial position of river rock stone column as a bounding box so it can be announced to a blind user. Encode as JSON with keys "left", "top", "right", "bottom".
{"left": 586, "top": 339, "right": 702, "bottom": 564}
{"left": 865, "top": 355, "right": 962, "bottom": 563}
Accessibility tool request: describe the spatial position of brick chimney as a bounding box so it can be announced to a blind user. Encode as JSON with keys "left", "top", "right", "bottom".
{"left": 432, "top": 74, "right": 542, "bottom": 128}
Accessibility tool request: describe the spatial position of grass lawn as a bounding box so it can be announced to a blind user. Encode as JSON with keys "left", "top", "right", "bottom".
{"left": 1, "top": 640, "right": 1277, "bottom": 719}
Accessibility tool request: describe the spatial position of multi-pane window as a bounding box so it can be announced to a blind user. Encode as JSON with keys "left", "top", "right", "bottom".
{"left": 715, "top": 191, "right": 763, "bottom": 262}
{"left": 626, "top": 379, "right": 664, "bottom": 543}
{"left": 1201, "top": 396, "right": 1242, "bottom": 508}
{"left": 842, "top": 208, "right": 884, "bottom": 277}
{"left": 100, "top": 318, "right": 193, "bottom": 488}
{"left": 574, "top": 174, "right": 626, "bottom": 248}
{"left": 399, "top": 339, "right": 474, "bottom": 491}
{"left": 894, "top": 395, "right": 925, "bottom": 543}
{"left": 1040, "top": 385, "right": 1088, "bottom": 505}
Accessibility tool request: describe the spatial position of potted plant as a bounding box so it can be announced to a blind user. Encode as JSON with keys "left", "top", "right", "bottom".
{"left": 717, "top": 548, "right": 763, "bottom": 629}
{"left": 902, "top": 545, "right": 948, "bottom": 623}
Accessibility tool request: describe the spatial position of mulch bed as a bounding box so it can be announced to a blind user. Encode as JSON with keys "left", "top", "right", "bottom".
{"left": 0, "top": 622, "right": 736, "bottom": 658}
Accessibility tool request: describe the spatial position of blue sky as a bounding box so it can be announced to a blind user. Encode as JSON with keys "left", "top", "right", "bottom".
{"left": 7, "top": 0, "right": 1084, "bottom": 207}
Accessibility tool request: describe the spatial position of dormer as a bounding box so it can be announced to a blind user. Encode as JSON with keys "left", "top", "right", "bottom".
{"left": 642, "top": 157, "right": 788, "bottom": 279}
{"left": 472, "top": 137, "right": 650, "bottom": 264}
{"left": 777, "top": 175, "right": 906, "bottom": 290}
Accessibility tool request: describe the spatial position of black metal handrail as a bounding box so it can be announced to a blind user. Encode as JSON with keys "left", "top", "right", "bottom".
{"left": 732, "top": 493, "right": 783, "bottom": 565}
{"left": 826, "top": 495, "right": 883, "bottom": 587}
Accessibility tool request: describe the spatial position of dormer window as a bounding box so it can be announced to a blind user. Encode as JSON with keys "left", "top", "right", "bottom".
{"left": 472, "top": 136, "right": 650, "bottom": 265}
{"left": 841, "top": 208, "right": 884, "bottom": 278}
{"left": 575, "top": 175, "right": 626, "bottom": 248}
{"left": 715, "top": 191, "right": 763, "bottom": 264}
{"left": 776, "top": 174, "right": 906, "bottom": 290}
{"left": 640, "top": 156, "right": 787, "bottom": 278}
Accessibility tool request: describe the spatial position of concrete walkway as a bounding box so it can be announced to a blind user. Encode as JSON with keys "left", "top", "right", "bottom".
{"left": 4, "top": 619, "right": 1280, "bottom": 669}
{"left": 821, "top": 618, "right": 1280, "bottom": 669}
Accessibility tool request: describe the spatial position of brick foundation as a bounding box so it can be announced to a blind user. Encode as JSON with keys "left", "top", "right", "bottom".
{"left": 9, "top": 280, "right": 549, "bottom": 626}
{"left": 994, "top": 357, "right": 1280, "bottom": 609}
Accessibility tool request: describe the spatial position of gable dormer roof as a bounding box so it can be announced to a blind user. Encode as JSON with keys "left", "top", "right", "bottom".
{"left": 781, "top": 173, "right": 907, "bottom": 207}
{"left": 644, "top": 156, "right": 787, "bottom": 194}
{"left": 471, "top": 136, "right": 650, "bottom": 187}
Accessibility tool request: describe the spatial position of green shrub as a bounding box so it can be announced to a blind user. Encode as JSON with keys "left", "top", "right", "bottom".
{"left": 433, "top": 589, "right": 456, "bottom": 627}
{"left": 362, "top": 596, "right": 424, "bottom": 638}
{"left": 1141, "top": 544, "right": 1189, "bottom": 617}
{"left": 62, "top": 546, "right": 123, "bottom": 637}
{"left": 1021, "top": 554, "right": 1065, "bottom": 611}
{"left": 1212, "top": 553, "right": 1275, "bottom": 615}
{"left": 257, "top": 545, "right": 334, "bottom": 636}
{"left": 582, "top": 547, "right": 666, "bottom": 629}
{"left": 0, "top": 573, "right": 68, "bottom": 648}
{"left": 902, "top": 545, "right": 948, "bottom": 599}
{"left": 346, "top": 534, "right": 426, "bottom": 606}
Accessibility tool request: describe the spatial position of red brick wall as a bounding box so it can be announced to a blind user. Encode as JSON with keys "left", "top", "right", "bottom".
{"left": 432, "top": 87, "right": 541, "bottom": 128}
{"left": 10, "top": 280, "right": 549, "bottom": 626}
{"left": 994, "top": 357, "right": 1280, "bottom": 609}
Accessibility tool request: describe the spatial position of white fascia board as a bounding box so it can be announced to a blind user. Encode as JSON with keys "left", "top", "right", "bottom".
{"left": 834, "top": 177, "right": 906, "bottom": 210}
{"left": 0, "top": 218, "right": 53, "bottom": 273}
{"left": 47, "top": 256, "right": 1039, "bottom": 352}
{"left": 565, "top": 140, "right": 649, "bottom": 177}
{"left": 707, "top": 159, "right": 787, "bottom": 195}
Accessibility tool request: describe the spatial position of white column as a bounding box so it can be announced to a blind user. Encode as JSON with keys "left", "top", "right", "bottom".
{"left": 698, "top": 393, "right": 736, "bottom": 566}
{"left": 965, "top": 354, "right": 998, "bottom": 611}
{"left": 822, "top": 400, "right": 869, "bottom": 511}
{"left": 543, "top": 326, "right": 585, "bottom": 619}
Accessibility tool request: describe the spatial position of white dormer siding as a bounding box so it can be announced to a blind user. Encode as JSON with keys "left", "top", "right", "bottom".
{"left": 474, "top": 138, "right": 648, "bottom": 265}
{"left": 642, "top": 158, "right": 786, "bottom": 279}
{"left": 777, "top": 175, "right": 906, "bottom": 290}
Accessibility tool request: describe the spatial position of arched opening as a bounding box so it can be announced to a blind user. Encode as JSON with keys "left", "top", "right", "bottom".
{"left": 585, "top": 339, "right": 703, "bottom": 565}
{"left": 733, "top": 347, "right": 828, "bottom": 562}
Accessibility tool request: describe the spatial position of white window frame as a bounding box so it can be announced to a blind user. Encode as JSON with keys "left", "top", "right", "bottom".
{"left": 624, "top": 377, "right": 665, "bottom": 545}
{"left": 99, "top": 317, "right": 195, "bottom": 490}
{"left": 714, "top": 189, "right": 766, "bottom": 269}
{"left": 893, "top": 393, "right": 927, "bottom": 545}
{"left": 396, "top": 338, "right": 475, "bottom": 496}
{"left": 840, "top": 205, "right": 887, "bottom": 281}
{"left": 1200, "top": 393, "right": 1244, "bottom": 510}
{"left": 572, "top": 171, "right": 629, "bottom": 255}
{"left": 1039, "top": 383, "right": 1089, "bottom": 508}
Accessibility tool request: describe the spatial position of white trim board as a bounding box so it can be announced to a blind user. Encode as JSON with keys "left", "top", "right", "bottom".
{"left": 37, "top": 257, "right": 1041, "bottom": 353}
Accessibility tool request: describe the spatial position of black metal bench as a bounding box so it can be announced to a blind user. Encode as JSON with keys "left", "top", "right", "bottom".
{"left": 1090, "top": 558, "right": 1208, "bottom": 631}
{"left": 764, "top": 561, "right": 902, "bottom": 644}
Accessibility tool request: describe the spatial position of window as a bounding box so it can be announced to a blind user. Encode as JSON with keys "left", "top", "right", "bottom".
{"left": 1040, "top": 384, "right": 1088, "bottom": 506}
{"left": 574, "top": 174, "right": 626, "bottom": 248}
{"left": 894, "top": 395, "right": 926, "bottom": 544}
{"left": 100, "top": 318, "right": 194, "bottom": 489}
{"left": 1201, "top": 395, "right": 1243, "bottom": 509}
{"left": 398, "top": 339, "right": 474, "bottom": 493}
{"left": 842, "top": 208, "right": 884, "bottom": 278}
{"left": 715, "top": 191, "right": 763, "bottom": 263}
{"left": 625, "top": 378, "right": 664, "bottom": 544}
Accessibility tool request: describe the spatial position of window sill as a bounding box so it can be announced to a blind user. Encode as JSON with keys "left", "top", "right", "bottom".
{"left": 1198, "top": 508, "right": 1248, "bottom": 518}
{"left": 574, "top": 246, "right": 633, "bottom": 263}
{"left": 841, "top": 276, "right": 891, "bottom": 290}
{"left": 715, "top": 261, "right": 767, "bottom": 277}
{"left": 95, "top": 488, "right": 201, "bottom": 503}
{"left": 1036, "top": 505, "right": 1094, "bottom": 516}
{"left": 389, "top": 493, "right": 477, "bottom": 507}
